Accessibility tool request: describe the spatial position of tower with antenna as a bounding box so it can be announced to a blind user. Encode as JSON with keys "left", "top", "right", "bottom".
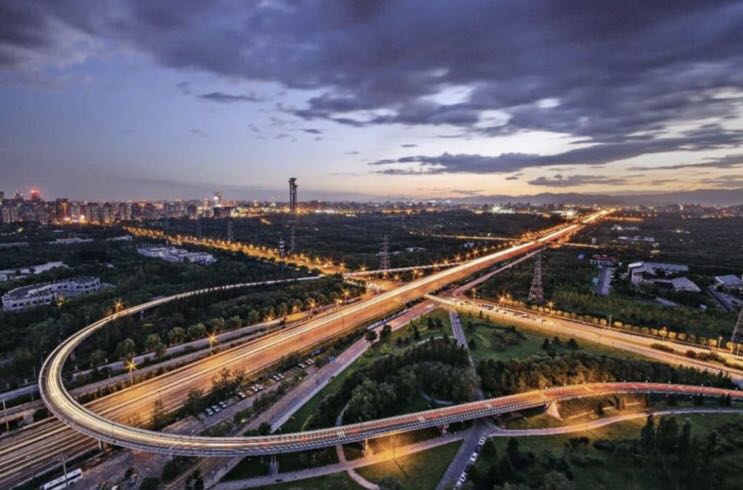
{"left": 379, "top": 235, "right": 390, "bottom": 272}
{"left": 528, "top": 252, "right": 544, "bottom": 304}
{"left": 289, "top": 177, "right": 298, "bottom": 215}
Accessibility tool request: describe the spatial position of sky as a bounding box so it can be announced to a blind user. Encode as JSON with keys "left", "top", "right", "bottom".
{"left": 1, "top": 0, "right": 743, "bottom": 201}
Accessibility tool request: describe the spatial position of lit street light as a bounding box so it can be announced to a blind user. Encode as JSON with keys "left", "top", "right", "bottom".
{"left": 126, "top": 360, "right": 136, "bottom": 386}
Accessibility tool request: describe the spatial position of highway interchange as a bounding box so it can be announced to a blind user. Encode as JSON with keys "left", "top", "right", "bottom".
{"left": 6, "top": 208, "right": 743, "bottom": 488}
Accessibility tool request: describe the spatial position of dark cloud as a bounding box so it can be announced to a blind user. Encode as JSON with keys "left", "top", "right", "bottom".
{"left": 301, "top": 128, "right": 323, "bottom": 134}
{"left": 528, "top": 174, "right": 630, "bottom": 187}
{"left": 401, "top": 144, "right": 417, "bottom": 148}
{"left": 629, "top": 153, "right": 743, "bottom": 171}
{"left": 2, "top": 1, "right": 743, "bottom": 175}
{"left": 370, "top": 126, "right": 743, "bottom": 174}
{"left": 198, "top": 91, "right": 264, "bottom": 103}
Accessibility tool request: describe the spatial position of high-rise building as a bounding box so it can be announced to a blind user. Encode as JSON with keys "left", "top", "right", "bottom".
{"left": 30, "top": 188, "right": 42, "bottom": 202}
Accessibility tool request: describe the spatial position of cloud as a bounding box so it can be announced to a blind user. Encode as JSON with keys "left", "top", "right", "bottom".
{"left": 197, "top": 91, "right": 264, "bottom": 103}
{"left": 401, "top": 143, "right": 417, "bottom": 148}
{"left": 629, "top": 153, "right": 743, "bottom": 171}
{"left": 369, "top": 126, "right": 743, "bottom": 174}
{"left": 301, "top": 128, "right": 323, "bottom": 134}
{"left": 3, "top": 0, "right": 743, "bottom": 184}
{"left": 528, "top": 174, "right": 630, "bottom": 187}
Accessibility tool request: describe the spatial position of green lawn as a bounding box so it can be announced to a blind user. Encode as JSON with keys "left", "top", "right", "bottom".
{"left": 223, "top": 456, "right": 270, "bottom": 480}
{"left": 356, "top": 441, "right": 461, "bottom": 490}
{"left": 474, "top": 413, "right": 743, "bottom": 490}
{"left": 459, "top": 313, "right": 652, "bottom": 363}
{"left": 256, "top": 472, "right": 360, "bottom": 489}
{"left": 374, "top": 308, "right": 453, "bottom": 357}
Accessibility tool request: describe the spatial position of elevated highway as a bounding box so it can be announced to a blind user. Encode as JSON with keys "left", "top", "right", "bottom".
{"left": 41, "top": 381, "right": 742, "bottom": 457}
{"left": 2, "top": 212, "right": 603, "bottom": 487}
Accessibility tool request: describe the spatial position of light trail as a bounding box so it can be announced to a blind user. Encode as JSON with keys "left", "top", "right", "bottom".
{"left": 18, "top": 211, "right": 607, "bottom": 468}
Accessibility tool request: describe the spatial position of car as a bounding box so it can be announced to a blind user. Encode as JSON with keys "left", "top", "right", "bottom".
{"left": 298, "top": 362, "right": 306, "bottom": 369}
{"left": 478, "top": 436, "right": 487, "bottom": 446}
{"left": 458, "top": 473, "right": 468, "bottom": 483}
{"left": 205, "top": 408, "right": 214, "bottom": 416}
{"left": 212, "top": 405, "right": 221, "bottom": 413}
{"left": 237, "top": 391, "right": 247, "bottom": 399}
{"left": 469, "top": 452, "right": 478, "bottom": 463}
{"left": 278, "top": 373, "right": 285, "bottom": 380}
{"left": 219, "top": 401, "right": 227, "bottom": 408}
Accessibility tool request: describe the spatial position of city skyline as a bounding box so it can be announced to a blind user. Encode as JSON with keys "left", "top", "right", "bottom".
{"left": 2, "top": 1, "right": 743, "bottom": 201}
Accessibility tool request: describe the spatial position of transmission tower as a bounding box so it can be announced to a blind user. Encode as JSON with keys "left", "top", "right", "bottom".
{"left": 289, "top": 225, "right": 296, "bottom": 254}
{"left": 226, "top": 219, "right": 234, "bottom": 242}
{"left": 528, "top": 252, "right": 544, "bottom": 304}
{"left": 732, "top": 307, "right": 743, "bottom": 356}
{"left": 379, "top": 235, "right": 390, "bottom": 271}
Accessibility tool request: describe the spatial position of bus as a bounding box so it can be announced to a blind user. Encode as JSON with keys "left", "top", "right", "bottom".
{"left": 40, "top": 469, "right": 83, "bottom": 490}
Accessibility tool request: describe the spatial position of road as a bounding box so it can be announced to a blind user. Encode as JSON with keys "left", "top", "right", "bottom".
{"left": 29, "top": 215, "right": 603, "bottom": 469}
{"left": 432, "top": 296, "right": 743, "bottom": 383}
{"left": 213, "top": 406, "right": 743, "bottom": 490}
{"left": 1, "top": 212, "right": 601, "bottom": 487}
{"left": 435, "top": 312, "right": 490, "bottom": 490}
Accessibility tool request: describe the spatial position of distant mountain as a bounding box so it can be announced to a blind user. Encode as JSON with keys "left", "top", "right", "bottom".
{"left": 451, "top": 188, "right": 743, "bottom": 206}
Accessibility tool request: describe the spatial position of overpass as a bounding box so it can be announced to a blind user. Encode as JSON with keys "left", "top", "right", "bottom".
{"left": 40, "top": 381, "right": 741, "bottom": 457}
{"left": 1, "top": 211, "right": 599, "bottom": 486}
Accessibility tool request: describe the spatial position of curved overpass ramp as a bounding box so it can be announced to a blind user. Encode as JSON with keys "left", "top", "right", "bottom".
{"left": 41, "top": 378, "right": 740, "bottom": 457}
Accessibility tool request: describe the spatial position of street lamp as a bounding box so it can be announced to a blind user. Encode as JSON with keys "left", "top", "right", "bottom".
{"left": 126, "top": 360, "right": 136, "bottom": 386}
{"left": 208, "top": 333, "right": 218, "bottom": 354}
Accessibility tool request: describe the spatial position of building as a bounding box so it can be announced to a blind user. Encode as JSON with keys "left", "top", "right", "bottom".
{"left": 654, "top": 277, "right": 702, "bottom": 293}
{"left": 137, "top": 246, "right": 216, "bottom": 265}
{"left": 0, "top": 261, "right": 67, "bottom": 282}
{"left": 590, "top": 254, "right": 619, "bottom": 268}
{"left": 714, "top": 274, "right": 743, "bottom": 291}
{"left": 628, "top": 261, "right": 689, "bottom": 286}
{"left": 2, "top": 276, "right": 101, "bottom": 312}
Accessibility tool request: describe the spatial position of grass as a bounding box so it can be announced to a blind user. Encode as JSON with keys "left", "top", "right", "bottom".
{"left": 281, "top": 308, "right": 452, "bottom": 434}
{"left": 356, "top": 441, "right": 462, "bottom": 490}
{"left": 278, "top": 447, "right": 339, "bottom": 473}
{"left": 475, "top": 413, "right": 743, "bottom": 490}
{"left": 459, "top": 312, "right": 652, "bottom": 363}
{"left": 223, "top": 456, "right": 270, "bottom": 480}
{"left": 257, "top": 472, "right": 360, "bottom": 489}
{"left": 374, "top": 308, "right": 453, "bottom": 357}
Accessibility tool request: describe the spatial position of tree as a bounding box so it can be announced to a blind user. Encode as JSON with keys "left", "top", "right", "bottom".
{"left": 380, "top": 323, "right": 392, "bottom": 340}
{"left": 365, "top": 329, "right": 378, "bottom": 345}
{"left": 567, "top": 338, "right": 579, "bottom": 349}
{"left": 145, "top": 333, "right": 165, "bottom": 357}
{"left": 541, "top": 338, "right": 551, "bottom": 350}
{"left": 640, "top": 416, "right": 655, "bottom": 453}
{"left": 468, "top": 338, "right": 478, "bottom": 350}
{"left": 151, "top": 399, "right": 167, "bottom": 429}
{"left": 678, "top": 419, "right": 693, "bottom": 460}
{"left": 187, "top": 323, "right": 206, "bottom": 340}
{"left": 247, "top": 309, "right": 260, "bottom": 324}
{"left": 184, "top": 389, "right": 206, "bottom": 416}
{"left": 185, "top": 470, "right": 204, "bottom": 490}
{"left": 115, "top": 338, "right": 136, "bottom": 361}
{"left": 168, "top": 326, "right": 186, "bottom": 345}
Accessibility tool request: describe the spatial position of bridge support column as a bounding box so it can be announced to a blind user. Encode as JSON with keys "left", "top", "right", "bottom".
{"left": 98, "top": 439, "right": 105, "bottom": 451}
{"left": 269, "top": 454, "right": 279, "bottom": 475}
{"left": 439, "top": 424, "right": 449, "bottom": 435}
{"left": 362, "top": 438, "right": 369, "bottom": 455}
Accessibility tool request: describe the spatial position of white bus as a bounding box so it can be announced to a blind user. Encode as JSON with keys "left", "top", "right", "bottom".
{"left": 40, "top": 469, "right": 83, "bottom": 490}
